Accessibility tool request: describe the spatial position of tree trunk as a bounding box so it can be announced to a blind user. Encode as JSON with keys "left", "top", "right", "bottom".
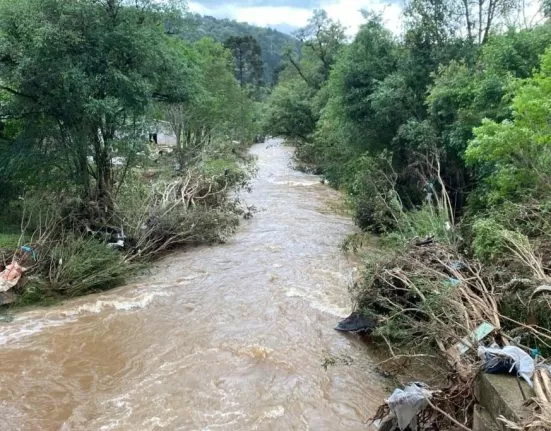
{"left": 175, "top": 125, "right": 185, "bottom": 167}
{"left": 92, "top": 128, "right": 113, "bottom": 216}
{"left": 78, "top": 150, "right": 90, "bottom": 198}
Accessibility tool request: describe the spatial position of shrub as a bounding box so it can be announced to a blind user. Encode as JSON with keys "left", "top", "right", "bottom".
{"left": 116, "top": 169, "right": 242, "bottom": 259}
{"left": 46, "top": 237, "right": 132, "bottom": 296}
{"left": 344, "top": 153, "right": 403, "bottom": 234}
{"left": 471, "top": 218, "right": 509, "bottom": 263}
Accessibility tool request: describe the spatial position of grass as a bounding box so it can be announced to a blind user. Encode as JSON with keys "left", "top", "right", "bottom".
{"left": 0, "top": 233, "right": 20, "bottom": 249}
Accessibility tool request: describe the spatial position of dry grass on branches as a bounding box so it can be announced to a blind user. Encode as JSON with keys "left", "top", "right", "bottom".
{"left": 118, "top": 169, "right": 242, "bottom": 260}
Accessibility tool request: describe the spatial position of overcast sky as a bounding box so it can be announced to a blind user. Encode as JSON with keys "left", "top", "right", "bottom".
{"left": 187, "top": 0, "right": 405, "bottom": 35}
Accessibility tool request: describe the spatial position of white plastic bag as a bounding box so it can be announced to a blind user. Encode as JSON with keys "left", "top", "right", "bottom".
{"left": 387, "top": 383, "right": 432, "bottom": 430}
{"left": 478, "top": 345, "right": 535, "bottom": 387}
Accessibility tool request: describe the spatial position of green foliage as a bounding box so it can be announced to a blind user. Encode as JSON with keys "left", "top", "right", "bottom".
{"left": 47, "top": 237, "right": 132, "bottom": 296}
{"left": 15, "top": 281, "right": 53, "bottom": 307}
{"left": 262, "top": 78, "right": 317, "bottom": 140}
{"left": 466, "top": 47, "right": 551, "bottom": 205}
{"left": 343, "top": 153, "right": 402, "bottom": 233}
{"left": 0, "top": 233, "right": 20, "bottom": 249}
{"left": 470, "top": 218, "right": 510, "bottom": 262}
{"left": 400, "top": 205, "right": 453, "bottom": 243}
{"left": 0, "top": 0, "right": 194, "bottom": 204}
{"left": 180, "top": 13, "right": 298, "bottom": 86}
{"left": 269, "top": 10, "right": 551, "bottom": 237}
{"left": 263, "top": 9, "right": 346, "bottom": 143}
{"left": 290, "top": 10, "right": 347, "bottom": 88}
{"left": 163, "top": 37, "right": 255, "bottom": 167}
{"left": 224, "top": 35, "right": 264, "bottom": 90}
{"left": 336, "top": 19, "right": 398, "bottom": 144}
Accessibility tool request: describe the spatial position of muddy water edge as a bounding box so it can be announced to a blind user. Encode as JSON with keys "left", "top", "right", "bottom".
{"left": 0, "top": 140, "right": 387, "bottom": 430}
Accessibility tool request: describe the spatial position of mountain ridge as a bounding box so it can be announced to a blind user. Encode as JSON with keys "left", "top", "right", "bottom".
{"left": 181, "top": 13, "right": 298, "bottom": 85}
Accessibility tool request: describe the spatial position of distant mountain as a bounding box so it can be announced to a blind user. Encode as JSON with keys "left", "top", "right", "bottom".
{"left": 181, "top": 14, "right": 298, "bottom": 86}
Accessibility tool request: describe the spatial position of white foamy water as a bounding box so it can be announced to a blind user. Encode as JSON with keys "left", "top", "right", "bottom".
{"left": 0, "top": 291, "right": 170, "bottom": 346}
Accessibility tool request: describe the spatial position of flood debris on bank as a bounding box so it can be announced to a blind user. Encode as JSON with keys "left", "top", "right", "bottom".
{"left": 335, "top": 236, "right": 551, "bottom": 430}
{"left": 0, "top": 156, "right": 254, "bottom": 307}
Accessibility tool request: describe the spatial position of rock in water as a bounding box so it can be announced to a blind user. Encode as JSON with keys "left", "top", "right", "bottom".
{"left": 0, "top": 292, "right": 16, "bottom": 306}
{"left": 335, "top": 312, "right": 377, "bottom": 334}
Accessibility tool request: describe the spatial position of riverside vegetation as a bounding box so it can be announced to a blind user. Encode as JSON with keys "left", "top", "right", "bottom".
{"left": 3, "top": 0, "right": 551, "bottom": 427}
{"left": 263, "top": 5, "right": 551, "bottom": 429}
{"left": 0, "top": 0, "right": 262, "bottom": 306}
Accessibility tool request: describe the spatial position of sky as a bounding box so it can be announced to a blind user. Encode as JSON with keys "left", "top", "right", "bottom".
{"left": 187, "top": 0, "right": 405, "bottom": 36}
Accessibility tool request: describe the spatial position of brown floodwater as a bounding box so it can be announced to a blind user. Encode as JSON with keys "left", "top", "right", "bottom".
{"left": 0, "top": 140, "right": 386, "bottom": 430}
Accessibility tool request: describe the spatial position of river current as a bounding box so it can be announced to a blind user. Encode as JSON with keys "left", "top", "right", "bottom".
{"left": 0, "top": 140, "right": 385, "bottom": 430}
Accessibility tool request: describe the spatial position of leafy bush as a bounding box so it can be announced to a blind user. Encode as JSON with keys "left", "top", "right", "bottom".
{"left": 46, "top": 237, "right": 132, "bottom": 296}
{"left": 470, "top": 218, "right": 508, "bottom": 262}
{"left": 466, "top": 47, "right": 551, "bottom": 206}
{"left": 345, "top": 153, "right": 403, "bottom": 233}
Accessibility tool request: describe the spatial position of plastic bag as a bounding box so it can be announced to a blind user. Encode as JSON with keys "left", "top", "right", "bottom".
{"left": 0, "top": 262, "right": 26, "bottom": 292}
{"left": 387, "top": 382, "right": 432, "bottom": 430}
{"left": 478, "top": 345, "right": 535, "bottom": 387}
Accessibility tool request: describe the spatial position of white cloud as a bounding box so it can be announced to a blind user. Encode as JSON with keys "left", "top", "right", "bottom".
{"left": 235, "top": 6, "right": 313, "bottom": 28}
{"left": 187, "top": 0, "right": 405, "bottom": 36}
{"left": 322, "top": 0, "right": 403, "bottom": 36}
{"left": 188, "top": 1, "right": 234, "bottom": 17}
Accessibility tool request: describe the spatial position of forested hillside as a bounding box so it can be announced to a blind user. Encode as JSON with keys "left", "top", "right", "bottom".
{"left": 181, "top": 13, "right": 298, "bottom": 85}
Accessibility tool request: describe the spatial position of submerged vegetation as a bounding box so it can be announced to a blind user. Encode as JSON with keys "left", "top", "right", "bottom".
{"left": 264, "top": 2, "right": 551, "bottom": 428}
{"left": 0, "top": 0, "right": 260, "bottom": 304}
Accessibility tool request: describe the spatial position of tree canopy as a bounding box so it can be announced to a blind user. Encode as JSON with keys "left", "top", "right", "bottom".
{"left": 0, "top": 0, "right": 254, "bottom": 212}
{"left": 264, "top": 6, "right": 551, "bottom": 232}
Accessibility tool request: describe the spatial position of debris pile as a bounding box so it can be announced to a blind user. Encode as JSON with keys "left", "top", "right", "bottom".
{"left": 336, "top": 238, "right": 551, "bottom": 429}
{"left": 372, "top": 378, "right": 474, "bottom": 431}
{"left": 353, "top": 240, "right": 501, "bottom": 364}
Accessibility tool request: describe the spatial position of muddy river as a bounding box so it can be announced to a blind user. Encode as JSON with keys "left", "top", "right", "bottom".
{"left": 0, "top": 140, "right": 385, "bottom": 430}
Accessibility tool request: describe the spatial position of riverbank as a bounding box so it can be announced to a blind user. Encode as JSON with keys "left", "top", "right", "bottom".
{"left": 0, "top": 139, "right": 255, "bottom": 309}
{"left": 342, "top": 212, "right": 551, "bottom": 429}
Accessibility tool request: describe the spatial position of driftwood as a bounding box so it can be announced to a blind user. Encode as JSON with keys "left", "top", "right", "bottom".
{"left": 122, "top": 170, "right": 239, "bottom": 260}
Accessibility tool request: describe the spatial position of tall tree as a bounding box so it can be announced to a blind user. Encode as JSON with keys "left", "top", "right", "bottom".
{"left": 406, "top": 0, "right": 523, "bottom": 44}
{"left": 224, "top": 35, "right": 264, "bottom": 89}
{"left": 164, "top": 38, "right": 248, "bottom": 168}
{"left": 284, "top": 10, "right": 347, "bottom": 90}
{"left": 0, "top": 0, "right": 192, "bottom": 212}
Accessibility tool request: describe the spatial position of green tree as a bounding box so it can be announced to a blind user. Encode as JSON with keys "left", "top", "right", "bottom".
{"left": 180, "top": 13, "right": 298, "bottom": 87}
{"left": 224, "top": 35, "right": 264, "bottom": 89}
{"left": 406, "top": 0, "right": 523, "bottom": 44}
{"left": 324, "top": 16, "right": 399, "bottom": 152}
{"left": 262, "top": 78, "right": 317, "bottom": 141}
{"left": 164, "top": 38, "right": 250, "bottom": 167}
{"left": 284, "top": 10, "right": 347, "bottom": 90}
{"left": 0, "top": 0, "right": 192, "bottom": 211}
{"left": 466, "top": 46, "right": 551, "bottom": 204}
